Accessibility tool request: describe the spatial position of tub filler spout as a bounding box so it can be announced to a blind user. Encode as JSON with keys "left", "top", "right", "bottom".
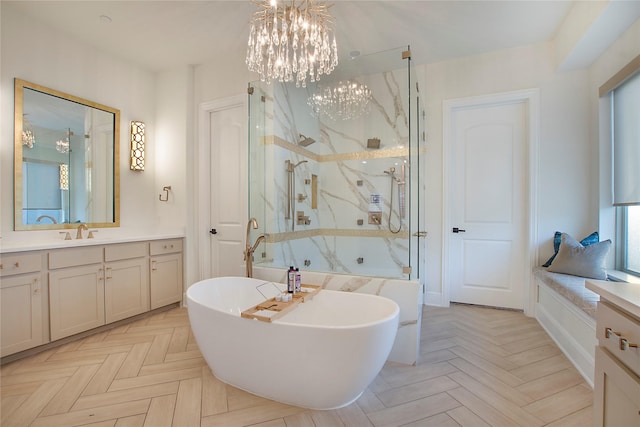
{"left": 245, "top": 218, "right": 266, "bottom": 278}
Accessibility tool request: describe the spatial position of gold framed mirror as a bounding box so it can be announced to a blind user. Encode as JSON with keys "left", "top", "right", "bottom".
{"left": 14, "top": 79, "right": 120, "bottom": 230}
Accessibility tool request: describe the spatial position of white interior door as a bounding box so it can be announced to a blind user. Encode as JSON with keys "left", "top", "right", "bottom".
{"left": 447, "top": 100, "right": 527, "bottom": 310}
{"left": 208, "top": 101, "right": 246, "bottom": 277}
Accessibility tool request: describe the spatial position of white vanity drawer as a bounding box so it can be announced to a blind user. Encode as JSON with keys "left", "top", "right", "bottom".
{"left": 0, "top": 253, "right": 42, "bottom": 277}
{"left": 150, "top": 239, "right": 182, "bottom": 256}
{"left": 597, "top": 300, "right": 640, "bottom": 377}
{"left": 105, "top": 242, "right": 148, "bottom": 262}
{"left": 49, "top": 246, "right": 103, "bottom": 269}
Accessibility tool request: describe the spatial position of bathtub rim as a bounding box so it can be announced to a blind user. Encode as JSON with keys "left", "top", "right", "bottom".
{"left": 186, "top": 276, "right": 400, "bottom": 330}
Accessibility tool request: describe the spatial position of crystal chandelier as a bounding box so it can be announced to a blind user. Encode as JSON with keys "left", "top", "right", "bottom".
{"left": 307, "top": 80, "right": 372, "bottom": 120}
{"left": 22, "top": 130, "right": 36, "bottom": 148}
{"left": 56, "top": 138, "right": 70, "bottom": 153}
{"left": 246, "top": 0, "right": 338, "bottom": 87}
{"left": 56, "top": 129, "right": 72, "bottom": 154}
{"left": 22, "top": 117, "right": 35, "bottom": 148}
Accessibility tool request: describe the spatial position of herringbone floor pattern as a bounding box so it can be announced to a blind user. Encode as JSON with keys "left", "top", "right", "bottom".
{"left": 1, "top": 303, "right": 593, "bottom": 426}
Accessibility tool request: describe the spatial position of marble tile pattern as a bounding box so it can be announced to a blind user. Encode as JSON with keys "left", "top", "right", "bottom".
{"left": 251, "top": 67, "right": 419, "bottom": 279}
{"left": 253, "top": 266, "right": 422, "bottom": 365}
{"left": 533, "top": 267, "right": 599, "bottom": 318}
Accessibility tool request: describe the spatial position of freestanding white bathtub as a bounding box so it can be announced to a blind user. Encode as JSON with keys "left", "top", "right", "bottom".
{"left": 186, "top": 276, "right": 399, "bottom": 410}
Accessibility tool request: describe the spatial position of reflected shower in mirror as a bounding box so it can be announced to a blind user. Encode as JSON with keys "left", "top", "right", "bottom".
{"left": 14, "top": 79, "right": 120, "bottom": 230}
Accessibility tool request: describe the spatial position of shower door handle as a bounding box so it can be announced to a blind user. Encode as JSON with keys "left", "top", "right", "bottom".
{"left": 452, "top": 227, "right": 466, "bottom": 233}
{"left": 209, "top": 228, "right": 218, "bottom": 235}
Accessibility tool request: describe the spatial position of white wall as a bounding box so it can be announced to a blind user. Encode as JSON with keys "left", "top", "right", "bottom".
{"left": 420, "top": 42, "right": 593, "bottom": 303}
{"left": 154, "top": 67, "right": 191, "bottom": 228}
{"left": 0, "top": 3, "right": 185, "bottom": 239}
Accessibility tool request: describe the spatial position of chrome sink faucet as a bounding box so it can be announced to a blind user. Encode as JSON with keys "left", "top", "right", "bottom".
{"left": 76, "top": 223, "right": 88, "bottom": 239}
{"left": 245, "top": 218, "right": 266, "bottom": 278}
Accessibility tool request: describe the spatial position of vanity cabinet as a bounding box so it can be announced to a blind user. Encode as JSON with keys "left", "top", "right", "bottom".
{"left": 49, "top": 247, "right": 105, "bottom": 341}
{"left": 150, "top": 239, "right": 183, "bottom": 309}
{"left": 104, "top": 243, "right": 149, "bottom": 323}
{"left": 1, "top": 237, "right": 183, "bottom": 357}
{"left": 0, "top": 253, "right": 45, "bottom": 357}
{"left": 587, "top": 281, "right": 640, "bottom": 427}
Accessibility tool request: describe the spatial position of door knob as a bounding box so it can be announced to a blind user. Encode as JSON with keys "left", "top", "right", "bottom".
{"left": 452, "top": 227, "right": 466, "bottom": 233}
{"left": 209, "top": 228, "right": 218, "bottom": 235}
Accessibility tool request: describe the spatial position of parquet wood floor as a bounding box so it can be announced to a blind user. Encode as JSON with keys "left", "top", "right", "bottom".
{"left": 1, "top": 303, "right": 593, "bottom": 426}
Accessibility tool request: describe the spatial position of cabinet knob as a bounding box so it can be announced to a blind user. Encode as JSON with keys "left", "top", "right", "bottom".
{"left": 14, "top": 261, "right": 20, "bottom": 268}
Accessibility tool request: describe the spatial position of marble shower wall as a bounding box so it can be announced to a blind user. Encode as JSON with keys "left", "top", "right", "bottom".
{"left": 251, "top": 66, "right": 416, "bottom": 279}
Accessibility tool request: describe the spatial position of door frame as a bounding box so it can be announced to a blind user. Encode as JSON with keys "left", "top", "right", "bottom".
{"left": 442, "top": 89, "right": 540, "bottom": 315}
{"left": 197, "top": 94, "right": 247, "bottom": 280}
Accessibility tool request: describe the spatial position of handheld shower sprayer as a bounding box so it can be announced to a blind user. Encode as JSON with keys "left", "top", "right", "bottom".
{"left": 385, "top": 165, "right": 406, "bottom": 234}
{"left": 286, "top": 160, "right": 309, "bottom": 231}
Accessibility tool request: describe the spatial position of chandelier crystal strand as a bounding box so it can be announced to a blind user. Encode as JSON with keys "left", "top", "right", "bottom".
{"left": 308, "top": 80, "right": 372, "bottom": 121}
{"left": 22, "top": 130, "right": 35, "bottom": 148}
{"left": 246, "top": 0, "right": 337, "bottom": 88}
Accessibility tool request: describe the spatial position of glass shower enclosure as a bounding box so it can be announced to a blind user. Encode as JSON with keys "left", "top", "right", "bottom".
{"left": 248, "top": 46, "right": 424, "bottom": 280}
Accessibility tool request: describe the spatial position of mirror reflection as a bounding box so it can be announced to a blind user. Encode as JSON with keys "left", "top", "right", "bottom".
{"left": 14, "top": 79, "right": 120, "bottom": 230}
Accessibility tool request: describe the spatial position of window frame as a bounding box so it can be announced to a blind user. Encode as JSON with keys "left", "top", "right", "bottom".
{"left": 602, "top": 54, "right": 640, "bottom": 281}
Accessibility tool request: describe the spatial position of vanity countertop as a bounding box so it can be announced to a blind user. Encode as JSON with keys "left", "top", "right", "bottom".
{"left": 586, "top": 279, "right": 640, "bottom": 318}
{"left": 0, "top": 230, "right": 185, "bottom": 254}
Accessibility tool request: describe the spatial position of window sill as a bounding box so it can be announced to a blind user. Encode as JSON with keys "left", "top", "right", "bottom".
{"left": 607, "top": 270, "right": 640, "bottom": 283}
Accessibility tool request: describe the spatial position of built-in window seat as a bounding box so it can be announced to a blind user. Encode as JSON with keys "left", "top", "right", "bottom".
{"left": 532, "top": 266, "right": 599, "bottom": 387}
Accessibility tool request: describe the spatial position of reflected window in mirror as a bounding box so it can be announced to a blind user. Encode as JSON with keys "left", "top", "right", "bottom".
{"left": 14, "top": 79, "right": 120, "bottom": 230}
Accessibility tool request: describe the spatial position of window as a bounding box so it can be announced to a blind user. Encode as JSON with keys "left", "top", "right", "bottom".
{"left": 611, "top": 68, "right": 640, "bottom": 276}
{"left": 620, "top": 206, "right": 640, "bottom": 275}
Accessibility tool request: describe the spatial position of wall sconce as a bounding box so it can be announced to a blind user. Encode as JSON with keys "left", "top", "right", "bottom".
{"left": 59, "top": 164, "right": 69, "bottom": 190}
{"left": 130, "top": 120, "right": 145, "bottom": 171}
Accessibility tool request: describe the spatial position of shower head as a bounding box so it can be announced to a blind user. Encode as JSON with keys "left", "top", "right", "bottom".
{"left": 299, "top": 134, "right": 315, "bottom": 147}
{"left": 294, "top": 160, "right": 308, "bottom": 168}
{"left": 250, "top": 218, "right": 258, "bottom": 229}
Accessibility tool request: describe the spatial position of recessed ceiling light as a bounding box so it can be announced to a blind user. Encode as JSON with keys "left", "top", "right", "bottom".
{"left": 349, "top": 50, "right": 361, "bottom": 59}
{"left": 99, "top": 15, "right": 112, "bottom": 24}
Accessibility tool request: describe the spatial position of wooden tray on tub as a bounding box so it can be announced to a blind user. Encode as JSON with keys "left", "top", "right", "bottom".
{"left": 241, "top": 284, "right": 321, "bottom": 322}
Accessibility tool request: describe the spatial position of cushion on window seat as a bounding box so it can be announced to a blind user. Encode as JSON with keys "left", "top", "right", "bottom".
{"left": 547, "top": 233, "right": 611, "bottom": 280}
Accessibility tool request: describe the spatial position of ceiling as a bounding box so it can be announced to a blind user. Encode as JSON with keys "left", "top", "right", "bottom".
{"left": 7, "top": 1, "right": 577, "bottom": 73}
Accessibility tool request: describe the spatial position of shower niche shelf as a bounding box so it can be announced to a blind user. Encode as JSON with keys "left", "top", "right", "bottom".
{"left": 241, "top": 284, "right": 321, "bottom": 323}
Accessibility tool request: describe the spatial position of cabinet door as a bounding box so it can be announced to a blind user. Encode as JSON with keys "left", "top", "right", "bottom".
{"left": 1, "top": 273, "right": 43, "bottom": 357}
{"left": 105, "top": 258, "right": 150, "bottom": 323}
{"left": 49, "top": 265, "right": 105, "bottom": 341}
{"left": 150, "top": 253, "right": 183, "bottom": 309}
{"left": 594, "top": 346, "right": 640, "bottom": 427}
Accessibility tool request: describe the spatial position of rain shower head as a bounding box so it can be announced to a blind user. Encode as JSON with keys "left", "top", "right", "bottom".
{"left": 299, "top": 134, "right": 316, "bottom": 147}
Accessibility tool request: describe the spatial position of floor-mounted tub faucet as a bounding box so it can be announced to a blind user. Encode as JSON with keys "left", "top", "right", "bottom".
{"left": 244, "top": 218, "right": 266, "bottom": 278}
